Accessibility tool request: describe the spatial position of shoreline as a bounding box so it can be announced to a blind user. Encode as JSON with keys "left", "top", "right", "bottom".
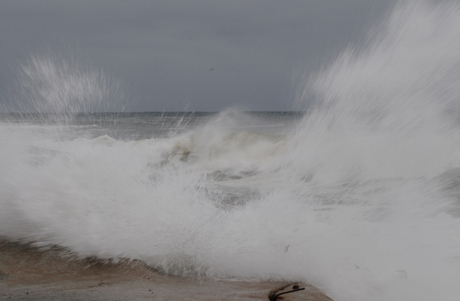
{"left": 0, "top": 240, "right": 332, "bottom": 300}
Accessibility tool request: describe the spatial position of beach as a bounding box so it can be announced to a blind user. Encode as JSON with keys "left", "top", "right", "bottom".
{"left": 0, "top": 240, "right": 332, "bottom": 300}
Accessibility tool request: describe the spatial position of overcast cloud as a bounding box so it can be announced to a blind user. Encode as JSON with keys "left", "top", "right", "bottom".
{"left": 0, "top": 0, "right": 392, "bottom": 112}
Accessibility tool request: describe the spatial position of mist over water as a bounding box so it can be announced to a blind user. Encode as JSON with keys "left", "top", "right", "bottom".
{"left": 2, "top": 1, "right": 460, "bottom": 300}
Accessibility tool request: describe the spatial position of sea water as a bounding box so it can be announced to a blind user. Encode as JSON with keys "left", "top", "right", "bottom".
{"left": 2, "top": 1, "right": 460, "bottom": 300}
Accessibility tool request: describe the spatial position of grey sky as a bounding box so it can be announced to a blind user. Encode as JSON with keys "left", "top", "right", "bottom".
{"left": 0, "top": 0, "right": 392, "bottom": 112}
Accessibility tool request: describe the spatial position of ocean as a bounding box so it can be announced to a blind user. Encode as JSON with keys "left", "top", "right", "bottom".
{"left": 2, "top": 1, "right": 460, "bottom": 300}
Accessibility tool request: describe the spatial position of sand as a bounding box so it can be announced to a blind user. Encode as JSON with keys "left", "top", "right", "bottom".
{"left": 0, "top": 240, "right": 332, "bottom": 300}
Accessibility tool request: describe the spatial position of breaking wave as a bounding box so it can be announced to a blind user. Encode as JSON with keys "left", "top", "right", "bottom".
{"left": 2, "top": 1, "right": 460, "bottom": 300}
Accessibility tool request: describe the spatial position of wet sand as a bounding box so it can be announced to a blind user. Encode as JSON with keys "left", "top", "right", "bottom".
{"left": 0, "top": 240, "right": 332, "bottom": 300}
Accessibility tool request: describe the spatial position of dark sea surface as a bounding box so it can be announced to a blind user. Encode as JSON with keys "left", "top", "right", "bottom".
{"left": 0, "top": 111, "right": 303, "bottom": 140}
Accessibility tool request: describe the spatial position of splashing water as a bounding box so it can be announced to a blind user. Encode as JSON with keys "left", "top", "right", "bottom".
{"left": 2, "top": 1, "right": 460, "bottom": 301}
{"left": 10, "top": 53, "right": 123, "bottom": 121}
